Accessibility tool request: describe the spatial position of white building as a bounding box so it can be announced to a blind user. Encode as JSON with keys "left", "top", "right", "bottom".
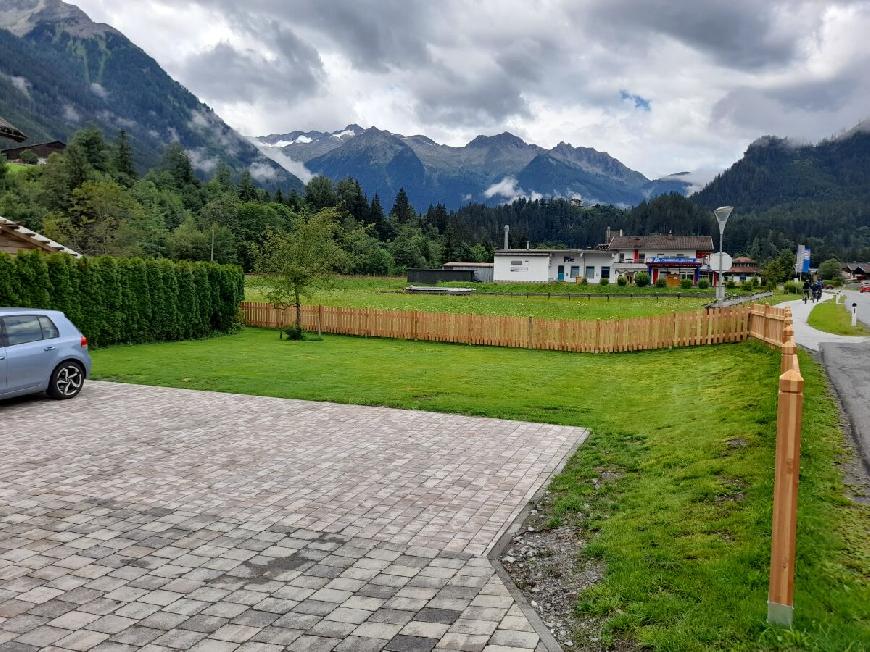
{"left": 493, "top": 249, "right": 614, "bottom": 283}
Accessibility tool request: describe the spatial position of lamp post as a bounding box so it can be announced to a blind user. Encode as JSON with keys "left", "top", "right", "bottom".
{"left": 714, "top": 206, "right": 733, "bottom": 301}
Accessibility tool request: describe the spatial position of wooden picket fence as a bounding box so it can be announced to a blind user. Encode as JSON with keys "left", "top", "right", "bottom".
{"left": 240, "top": 302, "right": 775, "bottom": 354}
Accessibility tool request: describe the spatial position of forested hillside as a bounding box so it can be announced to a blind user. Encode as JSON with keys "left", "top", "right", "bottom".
{"left": 0, "top": 0, "right": 301, "bottom": 192}
{"left": 693, "top": 129, "right": 870, "bottom": 262}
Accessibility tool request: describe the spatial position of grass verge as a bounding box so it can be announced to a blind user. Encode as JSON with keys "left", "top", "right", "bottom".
{"left": 91, "top": 331, "right": 869, "bottom": 650}
{"left": 807, "top": 300, "right": 869, "bottom": 336}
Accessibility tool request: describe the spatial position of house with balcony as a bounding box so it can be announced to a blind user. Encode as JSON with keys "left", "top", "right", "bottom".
{"left": 607, "top": 233, "right": 715, "bottom": 286}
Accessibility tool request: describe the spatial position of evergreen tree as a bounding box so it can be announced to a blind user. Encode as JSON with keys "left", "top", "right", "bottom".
{"left": 160, "top": 142, "right": 196, "bottom": 188}
{"left": 113, "top": 130, "right": 137, "bottom": 185}
{"left": 335, "top": 178, "right": 370, "bottom": 223}
{"left": 369, "top": 193, "right": 393, "bottom": 240}
{"left": 237, "top": 170, "right": 258, "bottom": 201}
{"left": 212, "top": 161, "right": 234, "bottom": 190}
{"left": 390, "top": 187, "right": 415, "bottom": 224}
{"left": 305, "top": 175, "right": 337, "bottom": 210}
{"left": 69, "top": 128, "right": 109, "bottom": 172}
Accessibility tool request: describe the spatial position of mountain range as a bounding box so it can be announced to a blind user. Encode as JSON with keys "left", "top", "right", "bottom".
{"left": 0, "top": 0, "right": 302, "bottom": 192}
{"left": 257, "top": 126, "right": 694, "bottom": 210}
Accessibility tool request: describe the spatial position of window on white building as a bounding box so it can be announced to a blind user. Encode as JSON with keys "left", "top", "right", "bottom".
{"left": 585, "top": 265, "right": 595, "bottom": 278}
{"left": 511, "top": 260, "right": 523, "bottom": 266}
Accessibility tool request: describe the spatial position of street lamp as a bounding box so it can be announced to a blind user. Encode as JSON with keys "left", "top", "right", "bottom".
{"left": 714, "top": 206, "right": 733, "bottom": 301}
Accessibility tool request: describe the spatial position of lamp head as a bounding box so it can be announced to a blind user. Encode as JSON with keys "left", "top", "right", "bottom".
{"left": 714, "top": 206, "right": 733, "bottom": 234}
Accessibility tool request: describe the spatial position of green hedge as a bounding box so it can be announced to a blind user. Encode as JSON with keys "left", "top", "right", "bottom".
{"left": 1, "top": 251, "right": 244, "bottom": 346}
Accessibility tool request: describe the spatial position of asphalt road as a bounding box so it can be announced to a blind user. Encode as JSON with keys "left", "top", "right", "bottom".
{"left": 820, "top": 341, "right": 870, "bottom": 471}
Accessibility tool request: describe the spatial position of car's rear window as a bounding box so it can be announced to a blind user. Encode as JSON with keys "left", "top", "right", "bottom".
{"left": 38, "top": 316, "right": 60, "bottom": 339}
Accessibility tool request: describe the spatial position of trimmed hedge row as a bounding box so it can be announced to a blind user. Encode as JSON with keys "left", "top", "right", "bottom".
{"left": 1, "top": 251, "right": 244, "bottom": 347}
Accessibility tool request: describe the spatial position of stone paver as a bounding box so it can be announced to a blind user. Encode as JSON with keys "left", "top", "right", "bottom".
{"left": 1, "top": 381, "right": 585, "bottom": 650}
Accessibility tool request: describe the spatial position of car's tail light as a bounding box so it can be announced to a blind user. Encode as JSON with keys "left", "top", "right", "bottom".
{"left": 80, "top": 336, "right": 88, "bottom": 348}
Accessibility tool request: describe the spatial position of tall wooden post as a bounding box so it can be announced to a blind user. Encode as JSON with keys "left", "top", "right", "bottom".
{"left": 318, "top": 305, "right": 323, "bottom": 337}
{"left": 767, "top": 364, "right": 804, "bottom": 626}
{"left": 527, "top": 316, "right": 533, "bottom": 349}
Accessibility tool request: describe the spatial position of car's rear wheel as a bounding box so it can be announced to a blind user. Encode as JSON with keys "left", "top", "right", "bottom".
{"left": 48, "top": 361, "right": 85, "bottom": 399}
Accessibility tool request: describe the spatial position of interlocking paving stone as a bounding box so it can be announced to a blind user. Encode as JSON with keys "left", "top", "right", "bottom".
{"left": 1, "top": 382, "right": 586, "bottom": 650}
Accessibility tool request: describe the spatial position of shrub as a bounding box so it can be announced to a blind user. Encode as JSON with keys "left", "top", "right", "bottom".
{"left": 283, "top": 325, "right": 304, "bottom": 340}
{"left": 697, "top": 278, "right": 710, "bottom": 289}
{"left": 655, "top": 277, "right": 667, "bottom": 288}
{"left": 616, "top": 275, "right": 627, "bottom": 286}
{"left": 579, "top": 277, "right": 588, "bottom": 285}
{"left": 599, "top": 277, "right": 609, "bottom": 286}
{"left": 0, "top": 252, "right": 243, "bottom": 347}
{"left": 784, "top": 280, "right": 802, "bottom": 294}
{"left": 725, "top": 280, "right": 736, "bottom": 289}
{"left": 634, "top": 271, "right": 650, "bottom": 287}
{"left": 680, "top": 278, "right": 692, "bottom": 289}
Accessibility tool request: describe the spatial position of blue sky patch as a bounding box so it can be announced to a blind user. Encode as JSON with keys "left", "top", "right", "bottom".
{"left": 620, "top": 90, "right": 651, "bottom": 111}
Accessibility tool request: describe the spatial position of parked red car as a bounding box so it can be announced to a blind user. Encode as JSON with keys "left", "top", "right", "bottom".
{"left": 860, "top": 281, "right": 870, "bottom": 293}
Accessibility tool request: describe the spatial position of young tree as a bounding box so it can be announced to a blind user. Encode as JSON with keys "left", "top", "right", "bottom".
{"left": 254, "top": 209, "right": 346, "bottom": 333}
{"left": 818, "top": 258, "right": 841, "bottom": 280}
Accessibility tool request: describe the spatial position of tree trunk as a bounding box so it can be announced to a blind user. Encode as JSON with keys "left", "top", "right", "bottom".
{"left": 294, "top": 288, "right": 302, "bottom": 331}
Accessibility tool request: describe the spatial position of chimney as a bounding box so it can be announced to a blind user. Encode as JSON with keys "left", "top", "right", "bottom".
{"left": 503, "top": 225, "right": 509, "bottom": 250}
{"left": 605, "top": 226, "right": 611, "bottom": 243}
{"left": 619, "top": 229, "right": 623, "bottom": 237}
{"left": 526, "top": 241, "right": 530, "bottom": 250}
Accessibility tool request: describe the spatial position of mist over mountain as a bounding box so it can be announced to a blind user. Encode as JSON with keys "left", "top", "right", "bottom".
{"left": 257, "top": 126, "right": 691, "bottom": 210}
{"left": 0, "top": 0, "right": 302, "bottom": 192}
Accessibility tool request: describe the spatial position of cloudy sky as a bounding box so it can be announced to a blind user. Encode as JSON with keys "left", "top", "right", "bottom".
{"left": 75, "top": 0, "right": 870, "bottom": 179}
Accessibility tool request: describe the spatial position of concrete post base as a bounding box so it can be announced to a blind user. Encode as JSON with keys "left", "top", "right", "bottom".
{"left": 767, "top": 601, "right": 794, "bottom": 626}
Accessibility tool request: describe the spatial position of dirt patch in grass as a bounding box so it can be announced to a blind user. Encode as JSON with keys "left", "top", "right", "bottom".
{"left": 500, "top": 473, "right": 638, "bottom": 652}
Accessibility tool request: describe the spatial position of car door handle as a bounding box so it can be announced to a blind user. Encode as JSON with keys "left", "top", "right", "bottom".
{"left": 44, "top": 345, "right": 56, "bottom": 352}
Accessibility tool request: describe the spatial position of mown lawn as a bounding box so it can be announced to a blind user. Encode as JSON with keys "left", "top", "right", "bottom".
{"left": 245, "top": 275, "right": 732, "bottom": 320}
{"left": 808, "top": 300, "right": 869, "bottom": 336}
{"left": 91, "top": 329, "right": 869, "bottom": 651}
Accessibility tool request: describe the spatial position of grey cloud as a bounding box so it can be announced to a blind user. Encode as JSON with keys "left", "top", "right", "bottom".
{"left": 179, "top": 23, "right": 323, "bottom": 104}
{"left": 583, "top": 0, "right": 806, "bottom": 70}
{"left": 411, "top": 62, "right": 530, "bottom": 126}
{"left": 711, "top": 60, "right": 870, "bottom": 141}
{"left": 192, "top": 0, "right": 434, "bottom": 72}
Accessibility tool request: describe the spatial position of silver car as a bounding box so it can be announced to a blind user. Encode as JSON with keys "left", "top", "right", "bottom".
{"left": 0, "top": 308, "right": 92, "bottom": 400}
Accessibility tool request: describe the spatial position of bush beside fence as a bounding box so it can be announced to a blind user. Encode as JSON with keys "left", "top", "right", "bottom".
{"left": 1, "top": 251, "right": 244, "bottom": 346}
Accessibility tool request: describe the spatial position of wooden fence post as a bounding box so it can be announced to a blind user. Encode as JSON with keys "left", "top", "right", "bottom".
{"left": 767, "top": 365, "right": 804, "bottom": 626}
{"left": 318, "top": 305, "right": 323, "bottom": 337}
{"left": 592, "top": 318, "right": 600, "bottom": 353}
{"left": 527, "top": 316, "right": 533, "bottom": 349}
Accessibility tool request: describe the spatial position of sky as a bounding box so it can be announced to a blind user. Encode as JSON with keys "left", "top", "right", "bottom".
{"left": 74, "top": 0, "right": 870, "bottom": 180}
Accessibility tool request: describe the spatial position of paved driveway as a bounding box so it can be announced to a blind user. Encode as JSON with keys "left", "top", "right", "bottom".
{"left": 0, "top": 382, "right": 586, "bottom": 652}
